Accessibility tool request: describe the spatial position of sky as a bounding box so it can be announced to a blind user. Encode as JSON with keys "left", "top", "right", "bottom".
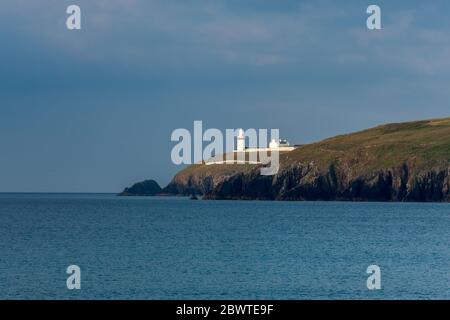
{"left": 1, "top": 0, "right": 450, "bottom": 192}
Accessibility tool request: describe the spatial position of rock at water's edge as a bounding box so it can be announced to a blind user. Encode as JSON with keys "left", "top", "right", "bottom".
{"left": 119, "top": 179, "right": 162, "bottom": 196}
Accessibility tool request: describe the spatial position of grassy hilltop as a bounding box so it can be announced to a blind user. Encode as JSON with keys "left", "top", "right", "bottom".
{"left": 286, "top": 117, "right": 450, "bottom": 172}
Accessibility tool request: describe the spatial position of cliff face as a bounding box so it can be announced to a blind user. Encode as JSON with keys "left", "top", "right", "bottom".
{"left": 162, "top": 164, "right": 255, "bottom": 196}
{"left": 203, "top": 161, "right": 450, "bottom": 201}
{"left": 163, "top": 118, "right": 450, "bottom": 202}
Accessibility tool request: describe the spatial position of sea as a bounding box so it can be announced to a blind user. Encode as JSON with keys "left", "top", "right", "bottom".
{"left": 0, "top": 193, "right": 449, "bottom": 300}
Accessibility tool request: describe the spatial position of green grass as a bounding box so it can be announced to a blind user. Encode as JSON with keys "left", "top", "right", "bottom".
{"left": 285, "top": 117, "right": 450, "bottom": 173}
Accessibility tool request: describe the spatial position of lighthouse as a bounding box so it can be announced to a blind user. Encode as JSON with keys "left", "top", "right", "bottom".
{"left": 237, "top": 129, "right": 245, "bottom": 151}
{"left": 269, "top": 139, "right": 279, "bottom": 149}
{"left": 204, "top": 126, "right": 297, "bottom": 166}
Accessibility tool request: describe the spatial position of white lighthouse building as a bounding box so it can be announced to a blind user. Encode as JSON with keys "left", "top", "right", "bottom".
{"left": 204, "top": 128, "right": 297, "bottom": 165}
{"left": 237, "top": 128, "right": 246, "bottom": 151}
{"left": 235, "top": 128, "right": 294, "bottom": 152}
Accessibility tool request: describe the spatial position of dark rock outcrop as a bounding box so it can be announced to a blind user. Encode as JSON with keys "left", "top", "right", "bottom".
{"left": 119, "top": 179, "right": 162, "bottom": 196}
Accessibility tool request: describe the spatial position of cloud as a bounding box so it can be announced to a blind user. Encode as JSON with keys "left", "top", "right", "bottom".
{"left": 3, "top": 1, "right": 450, "bottom": 83}
{"left": 253, "top": 54, "right": 284, "bottom": 66}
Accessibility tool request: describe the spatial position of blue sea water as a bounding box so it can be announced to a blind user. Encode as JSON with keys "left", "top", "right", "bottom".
{"left": 0, "top": 193, "right": 449, "bottom": 300}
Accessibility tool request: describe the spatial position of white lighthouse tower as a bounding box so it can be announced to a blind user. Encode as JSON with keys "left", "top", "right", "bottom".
{"left": 237, "top": 129, "right": 245, "bottom": 151}
{"left": 269, "top": 138, "right": 279, "bottom": 149}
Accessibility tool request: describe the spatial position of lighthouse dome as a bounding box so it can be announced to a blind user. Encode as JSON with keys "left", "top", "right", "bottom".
{"left": 269, "top": 139, "right": 279, "bottom": 149}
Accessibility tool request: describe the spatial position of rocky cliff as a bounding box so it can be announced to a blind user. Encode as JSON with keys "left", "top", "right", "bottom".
{"left": 163, "top": 118, "right": 450, "bottom": 202}
{"left": 119, "top": 179, "right": 162, "bottom": 196}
